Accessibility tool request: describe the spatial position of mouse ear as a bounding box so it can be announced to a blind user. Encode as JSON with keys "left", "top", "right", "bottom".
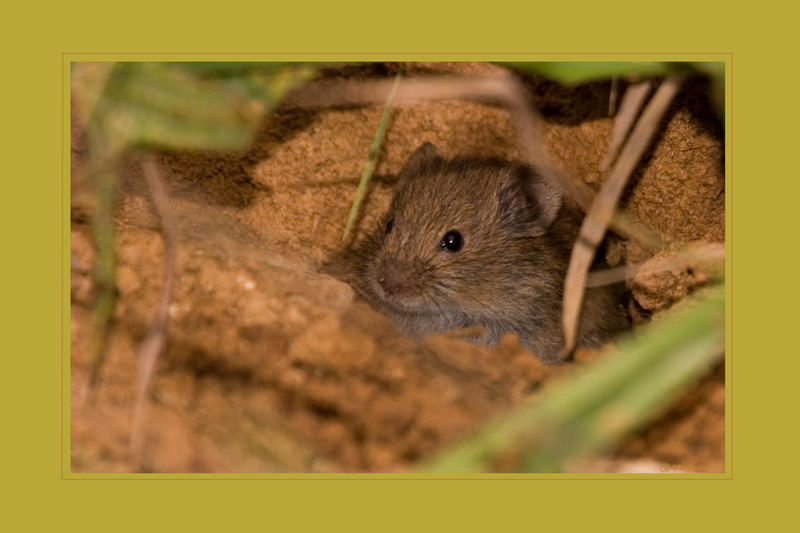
{"left": 398, "top": 142, "right": 440, "bottom": 179}
{"left": 498, "top": 164, "right": 563, "bottom": 237}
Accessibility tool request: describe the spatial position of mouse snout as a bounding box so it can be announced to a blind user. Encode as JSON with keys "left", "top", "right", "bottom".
{"left": 378, "top": 263, "right": 413, "bottom": 297}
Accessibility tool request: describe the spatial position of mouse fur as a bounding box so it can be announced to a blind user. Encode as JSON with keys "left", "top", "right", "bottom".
{"left": 345, "top": 142, "right": 629, "bottom": 364}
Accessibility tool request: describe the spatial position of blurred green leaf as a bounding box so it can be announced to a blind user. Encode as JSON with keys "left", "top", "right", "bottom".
{"left": 692, "top": 62, "right": 725, "bottom": 116}
{"left": 70, "top": 62, "right": 115, "bottom": 127}
{"left": 86, "top": 62, "right": 315, "bottom": 152}
{"left": 506, "top": 61, "right": 724, "bottom": 117}
{"left": 74, "top": 60, "right": 317, "bottom": 377}
{"left": 691, "top": 61, "right": 725, "bottom": 80}
{"left": 421, "top": 285, "right": 724, "bottom": 473}
{"left": 506, "top": 61, "right": 686, "bottom": 85}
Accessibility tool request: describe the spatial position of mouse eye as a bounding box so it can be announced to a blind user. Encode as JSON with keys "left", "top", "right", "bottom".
{"left": 440, "top": 230, "right": 463, "bottom": 252}
{"left": 385, "top": 218, "right": 394, "bottom": 234}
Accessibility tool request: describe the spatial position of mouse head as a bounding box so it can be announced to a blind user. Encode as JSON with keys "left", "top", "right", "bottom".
{"left": 366, "top": 143, "right": 564, "bottom": 315}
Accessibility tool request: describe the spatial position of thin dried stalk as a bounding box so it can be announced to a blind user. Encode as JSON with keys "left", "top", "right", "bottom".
{"left": 586, "top": 242, "right": 725, "bottom": 289}
{"left": 610, "top": 210, "right": 667, "bottom": 251}
{"left": 130, "top": 156, "right": 178, "bottom": 462}
{"left": 560, "top": 75, "right": 684, "bottom": 359}
{"left": 586, "top": 265, "right": 632, "bottom": 288}
{"left": 600, "top": 80, "right": 653, "bottom": 172}
{"left": 608, "top": 76, "right": 619, "bottom": 116}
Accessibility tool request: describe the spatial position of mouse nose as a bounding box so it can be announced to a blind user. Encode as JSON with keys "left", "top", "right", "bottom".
{"left": 378, "top": 265, "right": 410, "bottom": 297}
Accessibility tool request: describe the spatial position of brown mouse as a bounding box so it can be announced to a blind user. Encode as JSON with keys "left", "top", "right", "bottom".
{"left": 347, "top": 142, "right": 629, "bottom": 363}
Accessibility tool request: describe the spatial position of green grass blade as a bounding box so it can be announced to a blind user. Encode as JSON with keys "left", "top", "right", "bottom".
{"left": 506, "top": 62, "right": 685, "bottom": 85}
{"left": 342, "top": 72, "right": 402, "bottom": 242}
{"left": 421, "top": 285, "right": 724, "bottom": 473}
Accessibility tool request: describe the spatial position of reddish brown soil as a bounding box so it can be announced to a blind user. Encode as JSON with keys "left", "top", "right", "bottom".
{"left": 70, "top": 62, "right": 725, "bottom": 473}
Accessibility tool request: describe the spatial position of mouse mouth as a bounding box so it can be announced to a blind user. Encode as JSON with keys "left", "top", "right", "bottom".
{"left": 367, "top": 266, "right": 429, "bottom": 313}
{"left": 370, "top": 278, "right": 427, "bottom": 312}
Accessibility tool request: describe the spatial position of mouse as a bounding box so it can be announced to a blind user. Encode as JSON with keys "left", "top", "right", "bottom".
{"left": 345, "top": 142, "right": 629, "bottom": 364}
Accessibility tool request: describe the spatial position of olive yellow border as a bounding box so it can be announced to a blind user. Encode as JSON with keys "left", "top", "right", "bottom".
{"left": 5, "top": 0, "right": 789, "bottom": 529}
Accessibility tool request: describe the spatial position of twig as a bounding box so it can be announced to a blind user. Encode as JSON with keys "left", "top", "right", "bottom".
{"left": 559, "top": 75, "right": 684, "bottom": 360}
{"left": 586, "top": 265, "right": 633, "bottom": 288}
{"left": 342, "top": 72, "right": 401, "bottom": 242}
{"left": 609, "top": 210, "right": 667, "bottom": 252}
{"left": 585, "top": 241, "right": 725, "bottom": 289}
{"left": 600, "top": 80, "right": 653, "bottom": 172}
{"left": 130, "top": 156, "right": 179, "bottom": 462}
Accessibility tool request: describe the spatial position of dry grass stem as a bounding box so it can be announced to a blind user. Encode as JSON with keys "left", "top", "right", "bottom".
{"left": 608, "top": 76, "right": 619, "bottom": 116}
{"left": 600, "top": 80, "right": 653, "bottom": 172}
{"left": 586, "top": 265, "right": 632, "bottom": 288}
{"left": 130, "top": 156, "right": 179, "bottom": 463}
{"left": 560, "top": 75, "right": 684, "bottom": 359}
